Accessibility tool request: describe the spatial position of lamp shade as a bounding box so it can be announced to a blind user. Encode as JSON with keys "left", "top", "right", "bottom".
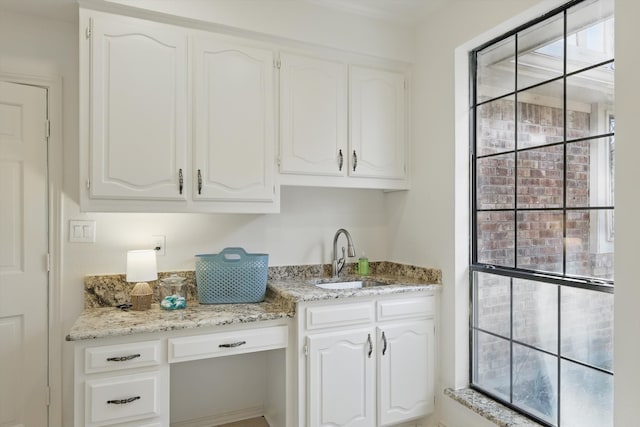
{"left": 126, "top": 250, "right": 158, "bottom": 283}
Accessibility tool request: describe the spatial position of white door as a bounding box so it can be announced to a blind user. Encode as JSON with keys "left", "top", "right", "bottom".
{"left": 349, "top": 65, "right": 406, "bottom": 180}
{"left": 89, "top": 13, "right": 188, "bottom": 200}
{"left": 377, "top": 320, "right": 434, "bottom": 426}
{"left": 0, "top": 81, "right": 49, "bottom": 426}
{"left": 193, "top": 36, "right": 275, "bottom": 202}
{"left": 279, "top": 52, "right": 347, "bottom": 177}
{"left": 307, "top": 328, "right": 375, "bottom": 427}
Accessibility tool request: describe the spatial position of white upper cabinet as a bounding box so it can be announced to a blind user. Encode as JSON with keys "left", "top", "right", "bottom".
{"left": 279, "top": 56, "right": 409, "bottom": 190}
{"left": 349, "top": 65, "right": 406, "bottom": 181}
{"left": 80, "top": 10, "right": 279, "bottom": 212}
{"left": 279, "top": 52, "right": 347, "bottom": 177}
{"left": 88, "top": 13, "right": 188, "bottom": 200}
{"left": 193, "top": 37, "right": 276, "bottom": 203}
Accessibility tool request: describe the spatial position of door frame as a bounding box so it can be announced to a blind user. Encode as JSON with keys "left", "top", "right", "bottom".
{"left": 0, "top": 70, "right": 63, "bottom": 427}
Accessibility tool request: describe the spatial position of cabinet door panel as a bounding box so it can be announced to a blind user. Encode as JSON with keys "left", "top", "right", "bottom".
{"left": 377, "top": 320, "right": 434, "bottom": 426}
{"left": 90, "top": 14, "right": 187, "bottom": 200}
{"left": 280, "top": 53, "right": 347, "bottom": 176}
{"left": 194, "top": 38, "right": 275, "bottom": 202}
{"left": 307, "top": 328, "right": 375, "bottom": 427}
{"left": 349, "top": 66, "right": 405, "bottom": 180}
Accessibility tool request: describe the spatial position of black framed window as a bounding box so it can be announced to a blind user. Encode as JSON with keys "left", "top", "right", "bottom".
{"left": 470, "top": 0, "right": 614, "bottom": 426}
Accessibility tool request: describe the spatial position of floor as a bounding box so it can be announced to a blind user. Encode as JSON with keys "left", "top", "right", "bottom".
{"left": 216, "top": 417, "right": 269, "bottom": 427}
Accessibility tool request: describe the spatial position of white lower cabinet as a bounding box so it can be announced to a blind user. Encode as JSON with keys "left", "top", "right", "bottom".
{"left": 301, "top": 295, "right": 435, "bottom": 427}
{"left": 75, "top": 339, "right": 169, "bottom": 427}
{"left": 74, "top": 324, "right": 289, "bottom": 427}
{"left": 307, "top": 328, "right": 376, "bottom": 427}
{"left": 377, "top": 320, "right": 435, "bottom": 426}
{"left": 85, "top": 371, "right": 163, "bottom": 427}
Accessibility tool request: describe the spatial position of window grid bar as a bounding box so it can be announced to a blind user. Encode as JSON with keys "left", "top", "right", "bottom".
{"left": 471, "top": 264, "right": 614, "bottom": 292}
{"left": 513, "top": 31, "right": 519, "bottom": 270}
{"left": 474, "top": 58, "right": 615, "bottom": 109}
{"left": 473, "top": 325, "right": 614, "bottom": 376}
{"left": 476, "top": 206, "right": 615, "bottom": 213}
{"left": 475, "top": 132, "right": 615, "bottom": 160}
{"left": 509, "top": 276, "right": 514, "bottom": 403}
{"left": 558, "top": 11, "right": 568, "bottom": 422}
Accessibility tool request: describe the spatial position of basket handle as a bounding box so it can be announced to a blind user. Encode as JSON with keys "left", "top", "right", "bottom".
{"left": 219, "top": 247, "right": 248, "bottom": 262}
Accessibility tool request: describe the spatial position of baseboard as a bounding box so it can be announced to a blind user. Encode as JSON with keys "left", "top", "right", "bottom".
{"left": 171, "top": 405, "right": 264, "bottom": 427}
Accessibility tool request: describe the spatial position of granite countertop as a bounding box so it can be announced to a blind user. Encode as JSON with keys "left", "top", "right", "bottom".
{"left": 67, "top": 262, "right": 441, "bottom": 342}
{"left": 67, "top": 300, "right": 292, "bottom": 341}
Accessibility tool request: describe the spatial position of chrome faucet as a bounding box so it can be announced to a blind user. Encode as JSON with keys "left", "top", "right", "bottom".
{"left": 332, "top": 228, "right": 356, "bottom": 277}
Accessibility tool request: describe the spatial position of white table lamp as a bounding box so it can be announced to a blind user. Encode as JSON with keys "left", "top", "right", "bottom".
{"left": 126, "top": 249, "right": 157, "bottom": 310}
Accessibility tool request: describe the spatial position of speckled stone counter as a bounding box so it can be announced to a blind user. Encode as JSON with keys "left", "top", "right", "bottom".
{"left": 67, "top": 300, "right": 292, "bottom": 341}
{"left": 68, "top": 261, "right": 441, "bottom": 341}
{"left": 445, "top": 388, "right": 543, "bottom": 427}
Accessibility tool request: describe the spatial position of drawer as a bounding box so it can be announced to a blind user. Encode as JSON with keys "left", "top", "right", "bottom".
{"left": 85, "top": 340, "right": 162, "bottom": 374}
{"left": 306, "top": 302, "right": 374, "bottom": 330}
{"left": 377, "top": 295, "right": 434, "bottom": 321}
{"left": 85, "top": 372, "right": 162, "bottom": 427}
{"left": 168, "top": 325, "right": 288, "bottom": 363}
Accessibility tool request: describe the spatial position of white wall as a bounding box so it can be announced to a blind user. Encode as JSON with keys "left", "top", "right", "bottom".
{"left": 611, "top": 0, "right": 640, "bottom": 425}
{"left": 0, "top": 2, "right": 417, "bottom": 426}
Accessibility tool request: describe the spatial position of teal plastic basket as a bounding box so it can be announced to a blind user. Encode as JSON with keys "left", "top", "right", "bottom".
{"left": 195, "top": 247, "right": 269, "bottom": 304}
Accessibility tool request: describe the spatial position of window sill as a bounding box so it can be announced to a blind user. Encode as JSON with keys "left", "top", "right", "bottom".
{"left": 444, "top": 388, "right": 543, "bottom": 427}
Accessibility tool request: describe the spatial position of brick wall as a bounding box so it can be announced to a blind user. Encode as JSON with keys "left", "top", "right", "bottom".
{"left": 476, "top": 98, "right": 612, "bottom": 279}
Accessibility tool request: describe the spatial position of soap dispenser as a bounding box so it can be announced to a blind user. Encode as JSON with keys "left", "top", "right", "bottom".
{"left": 358, "top": 252, "right": 369, "bottom": 276}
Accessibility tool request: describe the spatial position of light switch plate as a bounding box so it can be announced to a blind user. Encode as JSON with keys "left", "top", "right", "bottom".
{"left": 69, "top": 220, "right": 96, "bottom": 243}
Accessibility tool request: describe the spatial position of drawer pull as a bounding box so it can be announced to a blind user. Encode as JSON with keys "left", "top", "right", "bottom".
{"left": 218, "top": 341, "right": 247, "bottom": 348}
{"left": 106, "top": 354, "right": 141, "bottom": 362}
{"left": 107, "top": 396, "right": 141, "bottom": 405}
{"left": 367, "top": 333, "right": 373, "bottom": 358}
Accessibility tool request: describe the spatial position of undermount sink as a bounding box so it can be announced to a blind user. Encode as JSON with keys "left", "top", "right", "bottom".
{"left": 312, "top": 280, "right": 388, "bottom": 290}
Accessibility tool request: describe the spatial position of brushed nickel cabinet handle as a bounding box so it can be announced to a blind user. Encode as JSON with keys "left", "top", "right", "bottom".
{"left": 178, "top": 169, "right": 184, "bottom": 194}
{"left": 107, "top": 396, "right": 140, "bottom": 405}
{"left": 367, "top": 333, "right": 373, "bottom": 358}
{"left": 197, "top": 169, "right": 202, "bottom": 195}
{"left": 353, "top": 150, "right": 358, "bottom": 172}
{"left": 106, "top": 354, "right": 141, "bottom": 362}
{"left": 219, "top": 341, "right": 247, "bottom": 348}
{"left": 382, "top": 331, "right": 388, "bottom": 356}
{"left": 338, "top": 149, "right": 344, "bottom": 171}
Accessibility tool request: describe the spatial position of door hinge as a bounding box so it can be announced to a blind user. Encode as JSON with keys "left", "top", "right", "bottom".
{"left": 274, "top": 58, "right": 281, "bottom": 69}
{"left": 303, "top": 344, "right": 308, "bottom": 357}
{"left": 86, "top": 18, "right": 93, "bottom": 39}
{"left": 86, "top": 179, "right": 91, "bottom": 190}
{"left": 46, "top": 253, "right": 51, "bottom": 272}
{"left": 44, "top": 120, "right": 50, "bottom": 138}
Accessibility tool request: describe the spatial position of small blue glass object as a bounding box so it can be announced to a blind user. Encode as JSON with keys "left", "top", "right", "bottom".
{"left": 161, "top": 294, "right": 186, "bottom": 310}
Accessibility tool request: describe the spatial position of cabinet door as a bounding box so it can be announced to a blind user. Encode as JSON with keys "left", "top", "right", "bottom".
{"left": 280, "top": 53, "right": 347, "bottom": 177}
{"left": 307, "top": 328, "right": 375, "bottom": 427}
{"left": 377, "top": 319, "right": 434, "bottom": 426}
{"left": 349, "top": 65, "right": 406, "bottom": 180}
{"left": 89, "top": 14, "right": 188, "bottom": 200}
{"left": 193, "top": 37, "right": 276, "bottom": 202}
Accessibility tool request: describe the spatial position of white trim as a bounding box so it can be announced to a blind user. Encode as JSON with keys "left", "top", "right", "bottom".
{"left": 0, "top": 70, "right": 64, "bottom": 427}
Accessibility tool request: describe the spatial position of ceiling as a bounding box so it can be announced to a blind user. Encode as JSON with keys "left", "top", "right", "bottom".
{"left": 0, "top": 0, "right": 452, "bottom": 25}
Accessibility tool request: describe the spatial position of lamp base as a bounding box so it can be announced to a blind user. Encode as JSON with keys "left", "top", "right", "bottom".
{"left": 131, "top": 282, "right": 153, "bottom": 311}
